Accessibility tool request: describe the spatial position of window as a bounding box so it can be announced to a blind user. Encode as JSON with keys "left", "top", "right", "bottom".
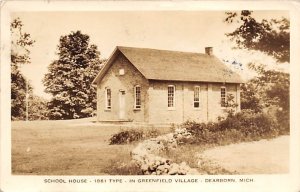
{"left": 168, "top": 85, "right": 175, "bottom": 108}
{"left": 119, "top": 68, "right": 125, "bottom": 75}
{"left": 194, "top": 86, "right": 200, "bottom": 108}
{"left": 221, "top": 86, "right": 226, "bottom": 107}
{"left": 134, "top": 85, "right": 141, "bottom": 109}
{"left": 105, "top": 88, "right": 111, "bottom": 110}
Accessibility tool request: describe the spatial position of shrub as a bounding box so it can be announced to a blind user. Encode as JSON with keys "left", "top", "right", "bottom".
{"left": 109, "top": 129, "right": 143, "bottom": 145}
{"left": 144, "top": 127, "right": 160, "bottom": 138}
{"left": 276, "top": 109, "right": 290, "bottom": 135}
{"left": 109, "top": 128, "right": 161, "bottom": 145}
{"left": 181, "top": 110, "right": 281, "bottom": 145}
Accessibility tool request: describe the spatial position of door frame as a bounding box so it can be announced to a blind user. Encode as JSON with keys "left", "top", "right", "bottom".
{"left": 119, "top": 90, "right": 126, "bottom": 120}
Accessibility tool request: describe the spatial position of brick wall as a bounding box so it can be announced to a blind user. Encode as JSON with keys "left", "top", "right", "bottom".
{"left": 96, "top": 54, "right": 149, "bottom": 122}
{"left": 148, "top": 81, "right": 240, "bottom": 124}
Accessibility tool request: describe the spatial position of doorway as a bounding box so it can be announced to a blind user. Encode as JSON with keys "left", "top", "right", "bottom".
{"left": 119, "top": 90, "right": 126, "bottom": 120}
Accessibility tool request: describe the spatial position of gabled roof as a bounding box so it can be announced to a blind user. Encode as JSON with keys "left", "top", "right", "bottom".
{"left": 92, "top": 46, "right": 244, "bottom": 84}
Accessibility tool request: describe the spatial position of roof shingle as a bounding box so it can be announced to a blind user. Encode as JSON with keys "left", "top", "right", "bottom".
{"left": 93, "top": 46, "right": 243, "bottom": 84}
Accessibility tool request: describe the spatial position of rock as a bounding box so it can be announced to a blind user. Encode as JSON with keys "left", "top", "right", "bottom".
{"left": 179, "top": 169, "right": 187, "bottom": 175}
{"left": 166, "top": 159, "right": 171, "bottom": 165}
{"left": 168, "top": 168, "right": 178, "bottom": 175}
{"left": 157, "top": 165, "right": 165, "bottom": 171}
{"left": 149, "top": 164, "right": 155, "bottom": 171}
{"left": 168, "top": 163, "right": 180, "bottom": 175}
{"left": 144, "top": 170, "right": 150, "bottom": 175}
{"left": 160, "top": 158, "right": 166, "bottom": 165}
{"left": 164, "top": 164, "right": 170, "bottom": 170}
{"left": 141, "top": 164, "right": 148, "bottom": 172}
{"left": 131, "top": 130, "right": 198, "bottom": 176}
{"left": 188, "top": 168, "right": 199, "bottom": 175}
{"left": 162, "top": 171, "right": 168, "bottom": 175}
{"left": 180, "top": 162, "right": 187, "bottom": 167}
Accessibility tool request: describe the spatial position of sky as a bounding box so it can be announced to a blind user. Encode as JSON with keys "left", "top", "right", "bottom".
{"left": 12, "top": 11, "right": 289, "bottom": 99}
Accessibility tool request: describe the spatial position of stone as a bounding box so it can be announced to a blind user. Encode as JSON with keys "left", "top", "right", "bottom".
{"left": 168, "top": 168, "right": 178, "bottom": 175}
{"left": 188, "top": 168, "right": 199, "bottom": 175}
{"left": 141, "top": 164, "right": 148, "bottom": 172}
{"left": 149, "top": 165, "right": 155, "bottom": 171}
{"left": 166, "top": 159, "right": 171, "bottom": 165}
{"left": 144, "top": 171, "right": 150, "bottom": 175}
{"left": 157, "top": 165, "right": 165, "bottom": 171}
{"left": 180, "top": 162, "right": 187, "bottom": 167}
{"left": 131, "top": 131, "right": 199, "bottom": 176}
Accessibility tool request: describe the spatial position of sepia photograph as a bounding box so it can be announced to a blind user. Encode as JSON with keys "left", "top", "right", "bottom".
{"left": 1, "top": 1, "right": 300, "bottom": 192}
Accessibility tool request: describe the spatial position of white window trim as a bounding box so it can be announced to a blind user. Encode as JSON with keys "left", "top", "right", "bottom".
{"left": 134, "top": 85, "right": 141, "bottom": 110}
{"left": 221, "top": 86, "right": 226, "bottom": 108}
{"left": 194, "top": 86, "right": 201, "bottom": 110}
{"left": 105, "top": 87, "right": 111, "bottom": 111}
{"left": 167, "top": 85, "right": 176, "bottom": 110}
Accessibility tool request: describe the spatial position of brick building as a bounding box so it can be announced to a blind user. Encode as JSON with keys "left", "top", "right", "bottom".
{"left": 92, "top": 46, "right": 243, "bottom": 124}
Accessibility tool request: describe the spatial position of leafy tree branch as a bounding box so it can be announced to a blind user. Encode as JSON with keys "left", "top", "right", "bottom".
{"left": 225, "top": 10, "right": 290, "bottom": 63}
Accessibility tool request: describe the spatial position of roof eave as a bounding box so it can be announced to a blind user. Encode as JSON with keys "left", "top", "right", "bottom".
{"left": 147, "top": 78, "right": 244, "bottom": 84}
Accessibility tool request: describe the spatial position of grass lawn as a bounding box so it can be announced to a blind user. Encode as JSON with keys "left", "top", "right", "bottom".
{"left": 12, "top": 119, "right": 141, "bottom": 175}
{"left": 159, "top": 144, "right": 236, "bottom": 175}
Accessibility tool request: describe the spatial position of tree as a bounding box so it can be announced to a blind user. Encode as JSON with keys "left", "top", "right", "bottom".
{"left": 224, "top": 93, "right": 239, "bottom": 117}
{"left": 225, "top": 11, "right": 290, "bottom": 132}
{"left": 240, "top": 82, "right": 262, "bottom": 113}
{"left": 11, "top": 18, "right": 35, "bottom": 120}
{"left": 243, "top": 63, "right": 289, "bottom": 131}
{"left": 225, "top": 10, "right": 290, "bottom": 63}
{"left": 43, "top": 31, "right": 103, "bottom": 120}
{"left": 247, "top": 63, "right": 289, "bottom": 110}
{"left": 28, "top": 95, "right": 49, "bottom": 120}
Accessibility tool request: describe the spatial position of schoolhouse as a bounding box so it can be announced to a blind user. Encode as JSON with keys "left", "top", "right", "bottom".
{"left": 92, "top": 46, "right": 243, "bottom": 124}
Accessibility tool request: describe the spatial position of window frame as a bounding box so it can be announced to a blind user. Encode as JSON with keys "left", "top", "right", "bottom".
{"left": 119, "top": 68, "right": 125, "bottom": 75}
{"left": 134, "top": 85, "right": 141, "bottom": 110}
{"left": 194, "top": 86, "right": 200, "bottom": 109}
{"left": 105, "top": 87, "right": 112, "bottom": 110}
{"left": 167, "top": 85, "right": 176, "bottom": 110}
{"left": 220, "top": 86, "right": 226, "bottom": 108}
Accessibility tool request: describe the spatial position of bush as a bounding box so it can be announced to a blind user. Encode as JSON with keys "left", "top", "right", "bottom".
{"left": 109, "top": 129, "right": 143, "bottom": 145}
{"left": 144, "top": 127, "right": 160, "bottom": 138}
{"left": 276, "top": 109, "right": 290, "bottom": 135}
{"left": 181, "top": 110, "right": 281, "bottom": 145}
{"left": 109, "top": 128, "right": 161, "bottom": 145}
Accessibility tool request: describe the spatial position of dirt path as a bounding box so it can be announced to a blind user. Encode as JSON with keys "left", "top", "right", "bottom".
{"left": 199, "top": 136, "right": 289, "bottom": 174}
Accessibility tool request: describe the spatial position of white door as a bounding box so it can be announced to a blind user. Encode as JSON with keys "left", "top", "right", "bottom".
{"left": 119, "top": 90, "right": 126, "bottom": 120}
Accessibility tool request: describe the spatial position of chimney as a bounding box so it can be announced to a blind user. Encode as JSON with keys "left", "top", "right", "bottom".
{"left": 205, "top": 47, "right": 213, "bottom": 56}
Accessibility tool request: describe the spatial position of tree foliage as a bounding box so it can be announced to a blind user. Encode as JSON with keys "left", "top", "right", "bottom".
{"left": 43, "top": 31, "right": 103, "bottom": 120}
{"left": 11, "top": 18, "right": 35, "bottom": 120}
{"left": 223, "top": 93, "right": 239, "bottom": 117}
{"left": 240, "top": 63, "right": 289, "bottom": 130}
{"left": 225, "top": 10, "right": 290, "bottom": 63}
{"left": 240, "top": 82, "right": 262, "bottom": 113}
{"left": 246, "top": 63, "right": 289, "bottom": 111}
{"left": 225, "top": 11, "right": 290, "bottom": 130}
{"left": 28, "top": 95, "right": 49, "bottom": 120}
